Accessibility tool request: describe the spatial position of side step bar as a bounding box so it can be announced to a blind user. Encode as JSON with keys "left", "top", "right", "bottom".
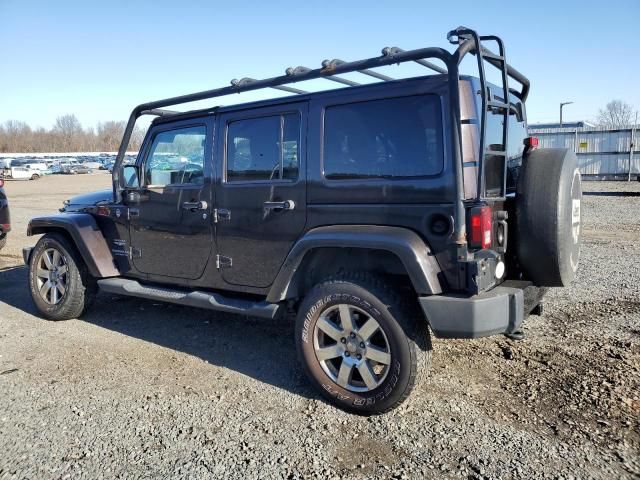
{"left": 97, "top": 278, "right": 281, "bottom": 319}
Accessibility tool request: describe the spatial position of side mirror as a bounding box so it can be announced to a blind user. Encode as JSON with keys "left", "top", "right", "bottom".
{"left": 123, "top": 165, "right": 140, "bottom": 189}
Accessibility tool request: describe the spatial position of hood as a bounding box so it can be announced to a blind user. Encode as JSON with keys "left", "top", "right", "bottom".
{"left": 62, "top": 188, "right": 113, "bottom": 212}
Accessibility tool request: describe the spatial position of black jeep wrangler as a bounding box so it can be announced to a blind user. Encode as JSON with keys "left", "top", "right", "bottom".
{"left": 24, "top": 27, "right": 582, "bottom": 414}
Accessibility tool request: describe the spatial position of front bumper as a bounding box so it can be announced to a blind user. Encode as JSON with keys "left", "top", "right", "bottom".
{"left": 420, "top": 280, "right": 544, "bottom": 339}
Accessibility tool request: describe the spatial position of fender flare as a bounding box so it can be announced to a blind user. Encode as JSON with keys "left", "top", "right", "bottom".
{"left": 27, "top": 213, "right": 119, "bottom": 278}
{"left": 267, "top": 225, "right": 443, "bottom": 303}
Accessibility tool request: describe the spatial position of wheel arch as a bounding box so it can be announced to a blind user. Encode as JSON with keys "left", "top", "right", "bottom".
{"left": 27, "top": 214, "right": 119, "bottom": 278}
{"left": 267, "top": 225, "right": 444, "bottom": 303}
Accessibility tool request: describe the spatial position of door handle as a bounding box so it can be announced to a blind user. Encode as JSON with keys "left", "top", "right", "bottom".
{"left": 263, "top": 200, "right": 295, "bottom": 211}
{"left": 182, "top": 200, "right": 208, "bottom": 211}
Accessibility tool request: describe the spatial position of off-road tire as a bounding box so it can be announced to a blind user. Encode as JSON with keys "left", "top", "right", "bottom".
{"left": 295, "top": 273, "right": 431, "bottom": 415}
{"left": 516, "top": 148, "right": 582, "bottom": 287}
{"left": 30, "top": 173, "right": 40, "bottom": 180}
{"left": 28, "top": 232, "right": 96, "bottom": 320}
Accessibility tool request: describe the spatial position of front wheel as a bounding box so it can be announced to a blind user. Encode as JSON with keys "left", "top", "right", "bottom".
{"left": 28, "top": 233, "right": 96, "bottom": 320}
{"left": 295, "top": 274, "right": 431, "bottom": 414}
{"left": 30, "top": 174, "right": 40, "bottom": 180}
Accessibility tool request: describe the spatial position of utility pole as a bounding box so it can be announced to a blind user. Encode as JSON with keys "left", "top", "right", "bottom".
{"left": 560, "top": 101, "right": 573, "bottom": 128}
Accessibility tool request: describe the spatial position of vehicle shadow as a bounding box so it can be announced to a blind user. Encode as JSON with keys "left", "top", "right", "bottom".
{"left": 0, "top": 265, "right": 317, "bottom": 402}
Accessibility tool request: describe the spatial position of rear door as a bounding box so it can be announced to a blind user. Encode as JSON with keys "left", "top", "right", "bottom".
{"left": 129, "top": 117, "right": 214, "bottom": 280}
{"left": 214, "top": 103, "right": 307, "bottom": 288}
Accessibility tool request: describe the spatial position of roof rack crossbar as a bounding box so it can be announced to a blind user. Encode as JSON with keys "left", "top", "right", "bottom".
{"left": 139, "top": 108, "right": 180, "bottom": 117}
{"left": 381, "top": 47, "right": 448, "bottom": 74}
{"left": 271, "top": 85, "right": 309, "bottom": 94}
{"left": 322, "top": 59, "right": 394, "bottom": 81}
{"left": 285, "top": 65, "right": 360, "bottom": 87}
{"left": 231, "top": 77, "right": 308, "bottom": 94}
{"left": 322, "top": 76, "right": 360, "bottom": 87}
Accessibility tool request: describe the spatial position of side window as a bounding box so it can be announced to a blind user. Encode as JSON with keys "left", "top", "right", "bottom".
{"left": 144, "top": 126, "right": 206, "bottom": 187}
{"left": 323, "top": 95, "right": 443, "bottom": 179}
{"left": 226, "top": 113, "right": 300, "bottom": 182}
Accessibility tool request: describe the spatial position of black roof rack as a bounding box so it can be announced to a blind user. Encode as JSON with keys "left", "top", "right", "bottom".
{"left": 113, "top": 26, "right": 530, "bottom": 248}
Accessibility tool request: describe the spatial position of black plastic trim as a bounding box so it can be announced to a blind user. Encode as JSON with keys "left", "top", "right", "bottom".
{"left": 27, "top": 213, "right": 119, "bottom": 278}
{"left": 266, "top": 225, "right": 443, "bottom": 302}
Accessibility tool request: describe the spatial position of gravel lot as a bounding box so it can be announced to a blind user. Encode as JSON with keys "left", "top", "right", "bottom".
{"left": 0, "top": 175, "right": 638, "bottom": 479}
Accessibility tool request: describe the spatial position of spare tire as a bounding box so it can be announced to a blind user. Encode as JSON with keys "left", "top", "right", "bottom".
{"left": 516, "top": 148, "right": 582, "bottom": 287}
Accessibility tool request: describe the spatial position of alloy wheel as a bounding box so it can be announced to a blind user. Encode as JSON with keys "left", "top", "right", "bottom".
{"left": 313, "top": 303, "right": 391, "bottom": 392}
{"left": 35, "top": 248, "right": 69, "bottom": 305}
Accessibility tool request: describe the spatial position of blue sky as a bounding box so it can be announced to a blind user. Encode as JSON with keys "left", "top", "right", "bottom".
{"left": 1, "top": 0, "right": 639, "bottom": 129}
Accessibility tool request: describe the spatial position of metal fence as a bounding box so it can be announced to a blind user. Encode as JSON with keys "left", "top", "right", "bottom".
{"left": 528, "top": 126, "right": 638, "bottom": 179}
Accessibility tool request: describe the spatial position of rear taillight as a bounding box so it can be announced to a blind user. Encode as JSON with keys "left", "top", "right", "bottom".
{"left": 1, "top": 223, "right": 10, "bottom": 232}
{"left": 469, "top": 206, "right": 492, "bottom": 249}
{"left": 0, "top": 179, "right": 4, "bottom": 187}
{"left": 524, "top": 136, "right": 539, "bottom": 150}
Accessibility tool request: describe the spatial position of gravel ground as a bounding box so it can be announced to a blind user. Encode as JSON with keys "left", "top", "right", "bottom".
{"left": 0, "top": 176, "right": 638, "bottom": 479}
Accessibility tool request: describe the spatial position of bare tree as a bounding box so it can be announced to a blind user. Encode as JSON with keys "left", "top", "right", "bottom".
{"left": 0, "top": 116, "right": 147, "bottom": 153}
{"left": 0, "top": 115, "right": 145, "bottom": 153}
{"left": 97, "top": 121, "right": 127, "bottom": 151}
{"left": 596, "top": 100, "right": 637, "bottom": 129}
{"left": 53, "top": 114, "right": 83, "bottom": 151}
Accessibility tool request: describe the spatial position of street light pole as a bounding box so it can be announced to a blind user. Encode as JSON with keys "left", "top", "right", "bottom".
{"left": 560, "top": 101, "right": 574, "bottom": 127}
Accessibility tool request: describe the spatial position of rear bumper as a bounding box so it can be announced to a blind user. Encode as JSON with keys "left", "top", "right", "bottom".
{"left": 419, "top": 280, "right": 544, "bottom": 339}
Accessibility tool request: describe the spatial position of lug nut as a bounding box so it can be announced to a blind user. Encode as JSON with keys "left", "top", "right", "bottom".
{"left": 360, "top": 342, "right": 365, "bottom": 348}
{"left": 356, "top": 354, "right": 362, "bottom": 360}
{"left": 350, "top": 332, "right": 356, "bottom": 338}
{"left": 340, "top": 337, "right": 346, "bottom": 344}
{"left": 344, "top": 352, "right": 350, "bottom": 357}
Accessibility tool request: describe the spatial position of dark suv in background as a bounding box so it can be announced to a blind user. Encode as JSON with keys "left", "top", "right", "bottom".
{"left": 23, "top": 27, "right": 582, "bottom": 414}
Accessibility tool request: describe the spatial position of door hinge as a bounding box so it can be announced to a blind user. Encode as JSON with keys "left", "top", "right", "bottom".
{"left": 213, "top": 208, "right": 231, "bottom": 223}
{"left": 216, "top": 254, "right": 232, "bottom": 269}
{"left": 129, "top": 247, "right": 142, "bottom": 259}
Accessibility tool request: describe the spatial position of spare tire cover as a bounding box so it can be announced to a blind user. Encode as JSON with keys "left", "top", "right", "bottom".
{"left": 515, "top": 148, "right": 582, "bottom": 287}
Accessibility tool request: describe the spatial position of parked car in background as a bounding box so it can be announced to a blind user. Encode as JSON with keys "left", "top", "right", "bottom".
{"left": 23, "top": 161, "right": 48, "bottom": 171}
{"left": 24, "top": 163, "right": 53, "bottom": 175}
{"left": 65, "top": 164, "right": 92, "bottom": 174}
{"left": 0, "top": 178, "right": 10, "bottom": 250}
{"left": 0, "top": 158, "right": 17, "bottom": 169}
{"left": 83, "top": 161, "right": 103, "bottom": 170}
{"left": 1, "top": 166, "right": 41, "bottom": 180}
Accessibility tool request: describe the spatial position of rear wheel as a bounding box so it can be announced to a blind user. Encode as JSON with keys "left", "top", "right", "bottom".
{"left": 28, "top": 233, "right": 96, "bottom": 320}
{"left": 295, "top": 273, "right": 431, "bottom": 414}
{"left": 0, "top": 235, "right": 6, "bottom": 250}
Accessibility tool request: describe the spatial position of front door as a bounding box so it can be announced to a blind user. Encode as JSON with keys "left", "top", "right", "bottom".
{"left": 215, "top": 103, "right": 307, "bottom": 288}
{"left": 129, "top": 118, "right": 214, "bottom": 280}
